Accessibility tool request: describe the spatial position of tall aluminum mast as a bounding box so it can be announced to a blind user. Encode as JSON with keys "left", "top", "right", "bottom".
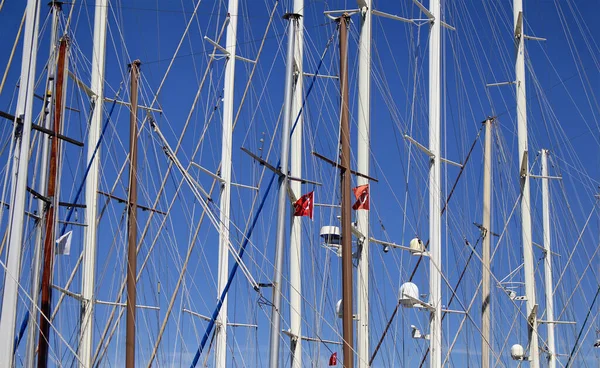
{"left": 80, "top": 0, "right": 108, "bottom": 366}
{"left": 514, "top": 1, "right": 539, "bottom": 366}
{"left": 428, "top": 0, "right": 443, "bottom": 366}
{"left": 215, "top": 1, "right": 239, "bottom": 366}
{"left": 0, "top": 0, "right": 41, "bottom": 364}
{"left": 541, "top": 150, "right": 555, "bottom": 368}
{"left": 268, "top": 12, "right": 300, "bottom": 368}
{"left": 289, "top": 0, "right": 304, "bottom": 367}
{"left": 356, "top": 1, "right": 371, "bottom": 367}
{"left": 481, "top": 118, "right": 493, "bottom": 368}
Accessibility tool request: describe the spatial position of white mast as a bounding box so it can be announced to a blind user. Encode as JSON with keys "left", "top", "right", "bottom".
{"left": 289, "top": 0, "right": 304, "bottom": 367}
{"left": 26, "top": 3, "right": 59, "bottom": 365}
{"left": 481, "top": 118, "right": 493, "bottom": 368}
{"left": 356, "top": 1, "right": 371, "bottom": 367}
{"left": 541, "top": 149, "right": 555, "bottom": 368}
{"left": 269, "top": 12, "right": 299, "bottom": 368}
{"left": 80, "top": 0, "right": 108, "bottom": 366}
{"left": 0, "top": 0, "right": 41, "bottom": 364}
{"left": 513, "top": 1, "right": 539, "bottom": 366}
{"left": 215, "top": 0, "right": 239, "bottom": 366}
{"left": 428, "top": 0, "right": 442, "bottom": 366}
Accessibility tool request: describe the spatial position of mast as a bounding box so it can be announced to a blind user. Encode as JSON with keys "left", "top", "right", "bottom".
{"left": 0, "top": 0, "right": 41, "bottom": 363}
{"left": 126, "top": 59, "right": 141, "bottom": 368}
{"left": 37, "top": 35, "right": 69, "bottom": 368}
{"left": 339, "top": 14, "right": 354, "bottom": 368}
{"left": 481, "top": 118, "right": 493, "bottom": 368}
{"left": 513, "top": 0, "right": 539, "bottom": 366}
{"left": 541, "top": 149, "right": 555, "bottom": 368}
{"left": 356, "top": 1, "right": 371, "bottom": 367}
{"left": 215, "top": 1, "right": 238, "bottom": 366}
{"left": 428, "top": 0, "right": 442, "bottom": 365}
{"left": 27, "top": 2, "right": 60, "bottom": 365}
{"left": 289, "top": 0, "right": 304, "bottom": 366}
{"left": 268, "top": 12, "right": 299, "bottom": 368}
{"left": 80, "top": 0, "right": 108, "bottom": 365}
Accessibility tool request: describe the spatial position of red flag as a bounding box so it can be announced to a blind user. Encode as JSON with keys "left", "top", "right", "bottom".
{"left": 293, "top": 191, "right": 314, "bottom": 219}
{"left": 329, "top": 352, "right": 337, "bottom": 366}
{"left": 352, "top": 184, "right": 369, "bottom": 210}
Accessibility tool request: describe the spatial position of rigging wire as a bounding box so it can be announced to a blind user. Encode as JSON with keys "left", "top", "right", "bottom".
{"left": 369, "top": 124, "right": 483, "bottom": 365}
{"left": 189, "top": 27, "right": 337, "bottom": 368}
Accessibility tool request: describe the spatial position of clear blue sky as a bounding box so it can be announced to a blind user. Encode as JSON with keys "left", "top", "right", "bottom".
{"left": 0, "top": 0, "right": 599, "bottom": 367}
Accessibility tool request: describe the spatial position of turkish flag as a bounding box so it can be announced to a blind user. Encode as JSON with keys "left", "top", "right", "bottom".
{"left": 293, "top": 191, "right": 314, "bottom": 219}
{"left": 329, "top": 352, "right": 337, "bottom": 366}
{"left": 352, "top": 184, "right": 369, "bottom": 210}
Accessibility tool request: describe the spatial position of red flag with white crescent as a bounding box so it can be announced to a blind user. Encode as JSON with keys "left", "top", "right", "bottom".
{"left": 352, "top": 184, "right": 369, "bottom": 210}
{"left": 328, "top": 352, "right": 337, "bottom": 366}
{"left": 293, "top": 191, "right": 314, "bottom": 219}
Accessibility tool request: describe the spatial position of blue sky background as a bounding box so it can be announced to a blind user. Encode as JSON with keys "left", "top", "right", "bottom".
{"left": 1, "top": 0, "right": 600, "bottom": 367}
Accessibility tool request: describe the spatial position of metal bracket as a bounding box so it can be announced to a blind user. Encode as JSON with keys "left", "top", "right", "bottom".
{"left": 529, "top": 174, "right": 562, "bottom": 180}
{"left": 528, "top": 304, "right": 538, "bottom": 325}
{"left": 372, "top": 9, "right": 414, "bottom": 24}
{"left": 282, "top": 329, "right": 343, "bottom": 345}
{"left": 98, "top": 190, "right": 166, "bottom": 215}
{"left": 404, "top": 294, "right": 436, "bottom": 312}
{"left": 404, "top": 134, "right": 461, "bottom": 167}
{"left": 486, "top": 81, "right": 515, "bottom": 88}
{"left": 515, "top": 11, "right": 523, "bottom": 38}
{"left": 311, "top": 151, "right": 378, "bottom": 182}
{"left": 242, "top": 147, "right": 321, "bottom": 186}
{"left": 204, "top": 36, "right": 257, "bottom": 63}
{"left": 323, "top": 8, "right": 360, "bottom": 20}
{"left": 183, "top": 308, "right": 257, "bottom": 328}
{"left": 412, "top": 0, "right": 455, "bottom": 30}
{"left": 520, "top": 150, "right": 529, "bottom": 177}
{"left": 514, "top": 11, "right": 546, "bottom": 41}
{"left": 1, "top": 109, "right": 84, "bottom": 147}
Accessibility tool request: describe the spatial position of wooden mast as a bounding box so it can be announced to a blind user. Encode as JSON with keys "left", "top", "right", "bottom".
{"left": 37, "top": 35, "right": 69, "bottom": 368}
{"left": 338, "top": 14, "right": 354, "bottom": 368}
{"left": 126, "top": 59, "right": 141, "bottom": 368}
{"left": 28, "top": 2, "right": 60, "bottom": 365}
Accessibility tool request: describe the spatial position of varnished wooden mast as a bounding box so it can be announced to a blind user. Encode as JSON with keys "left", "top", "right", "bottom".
{"left": 37, "top": 35, "right": 69, "bottom": 368}
{"left": 338, "top": 14, "right": 354, "bottom": 368}
{"left": 126, "top": 59, "right": 141, "bottom": 368}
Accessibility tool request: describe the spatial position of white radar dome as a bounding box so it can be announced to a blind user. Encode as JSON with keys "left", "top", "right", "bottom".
{"left": 399, "top": 282, "right": 419, "bottom": 307}
{"left": 510, "top": 344, "right": 524, "bottom": 360}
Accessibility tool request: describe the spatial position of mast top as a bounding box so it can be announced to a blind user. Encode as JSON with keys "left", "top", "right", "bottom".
{"left": 48, "top": 1, "right": 64, "bottom": 9}
{"left": 128, "top": 60, "right": 142, "bottom": 70}
{"left": 282, "top": 13, "right": 302, "bottom": 20}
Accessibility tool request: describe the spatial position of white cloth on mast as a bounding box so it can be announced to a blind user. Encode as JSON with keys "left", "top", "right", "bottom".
{"left": 55, "top": 231, "right": 73, "bottom": 256}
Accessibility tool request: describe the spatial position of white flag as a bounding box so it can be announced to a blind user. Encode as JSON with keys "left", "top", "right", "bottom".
{"left": 55, "top": 231, "right": 73, "bottom": 256}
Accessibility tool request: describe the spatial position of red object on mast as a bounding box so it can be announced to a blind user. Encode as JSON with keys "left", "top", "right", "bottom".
{"left": 293, "top": 191, "right": 314, "bottom": 219}
{"left": 352, "top": 184, "right": 369, "bottom": 210}
{"left": 329, "top": 352, "right": 338, "bottom": 366}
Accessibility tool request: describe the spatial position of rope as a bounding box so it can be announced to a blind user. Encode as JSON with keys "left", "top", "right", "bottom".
{"left": 189, "top": 30, "right": 336, "bottom": 368}
{"left": 369, "top": 124, "right": 483, "bottom": 365}
{"left": 12, "top": 86, "right": 122, "bottom": 352}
